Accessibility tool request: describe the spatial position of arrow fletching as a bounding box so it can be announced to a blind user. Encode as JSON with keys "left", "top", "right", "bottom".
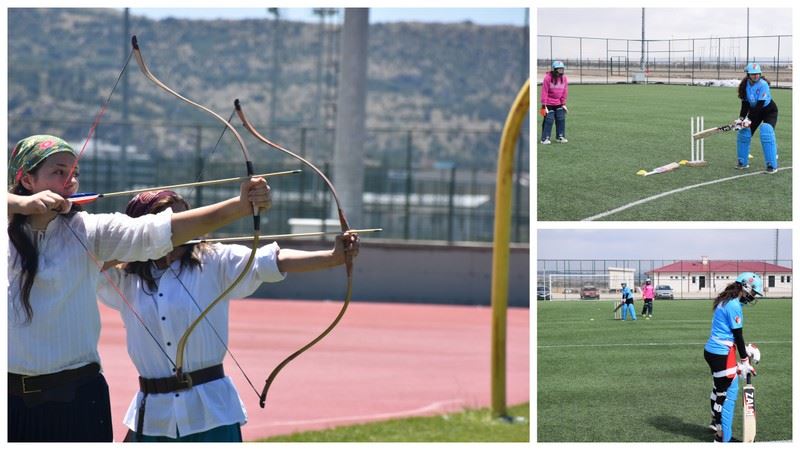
{"left": 68, "top": 193, "right": 102, "bottom": 205}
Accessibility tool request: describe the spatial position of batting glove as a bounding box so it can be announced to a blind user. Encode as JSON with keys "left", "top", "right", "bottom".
{"left": 738, "top": 357, "right": 757, "bottom": 378}
{"left": 742, "top": 117, "right": 752, "bottom": 128}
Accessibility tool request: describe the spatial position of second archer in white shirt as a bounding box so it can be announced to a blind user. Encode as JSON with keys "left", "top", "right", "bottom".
{"left": 97, "top": 189, "right": 359, "bottom": 442}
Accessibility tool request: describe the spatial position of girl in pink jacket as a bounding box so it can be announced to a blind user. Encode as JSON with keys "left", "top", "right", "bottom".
{"left": 641, "top": 278, "right": 655, "bottom": 319}
{"left": 540, "top": 60, "right": 569, "bottom": 144}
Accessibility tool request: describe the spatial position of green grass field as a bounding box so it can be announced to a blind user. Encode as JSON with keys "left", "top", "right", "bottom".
{"left": 538, "top": 299, "right": 791, "bottom": 442}
{"left": 257, "top": 403, "right": 530, "bottom": 442}
{"left": 537, "top": 84, "right": 792, "bottom": 221}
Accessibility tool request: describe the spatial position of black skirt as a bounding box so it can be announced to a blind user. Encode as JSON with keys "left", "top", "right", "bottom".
{"left": 8, "top": 371, "right": 113, "bottom": 442}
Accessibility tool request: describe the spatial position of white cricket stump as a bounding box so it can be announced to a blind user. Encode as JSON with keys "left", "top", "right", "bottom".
{"left": 687, "top": 116, "right": 708, "bottom": 167}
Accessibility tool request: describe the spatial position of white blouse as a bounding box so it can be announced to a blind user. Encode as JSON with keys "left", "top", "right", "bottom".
{"left": 97, "top": 242, "right": 286, "bottom": 438}
{"left": 7, "top": 209, "right": 174, "bottom": 375}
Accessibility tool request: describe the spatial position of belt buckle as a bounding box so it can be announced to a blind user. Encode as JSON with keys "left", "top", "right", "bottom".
{"left": 21, "top": 375, "right": 41, "bottom": 394}
{"left": 176, "top": 371, "right": 193, "bottom": 391}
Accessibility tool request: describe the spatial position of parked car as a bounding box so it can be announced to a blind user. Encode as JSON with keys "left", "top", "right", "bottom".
{"left": 537, "top": 286, "right": 551, "bottom": 300}
{"left": 580, "top": 285, "right": 599, "bottom": 299}
{"left": 655, "top": 285, "right": 674, "bottom": 299}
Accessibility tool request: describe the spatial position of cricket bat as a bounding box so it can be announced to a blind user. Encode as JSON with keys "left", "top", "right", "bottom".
{"left": 636, "top": 162, "right": 681, "bottom": 177}
{"left": 742, "top": 373, "right": 756, "bottom": 443}
{"left": 692, "top": 120, "right": 743, "bottom": 140}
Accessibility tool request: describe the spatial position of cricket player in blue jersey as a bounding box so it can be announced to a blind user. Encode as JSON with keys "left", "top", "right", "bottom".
{"left": 703, "top": 272, "right": 761, "bottom": 442}
{"left": 620, "top": 282, "right": 636, "bottom": 321}
{"left": 736, "top": 63, "right": 779, "bottom": 173}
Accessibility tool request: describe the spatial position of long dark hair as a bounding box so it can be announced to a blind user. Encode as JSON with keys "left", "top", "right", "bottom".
{"left": 550, "top": 69, "right": 565, "bottom": 85}
{"left": 123, "top": 194, "right": 208, "bottom": 294}
{"left": 712, "top": 281, "right": 746, "bottom": 310}
{"left": 8, "top": 171, "right": 81, "bottom": 324}
{"left": 738, "top": 75, "right": 770, "bottom": 100}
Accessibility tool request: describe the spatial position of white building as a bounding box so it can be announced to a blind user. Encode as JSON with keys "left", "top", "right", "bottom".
{"left": 647, "top": 259, "right": 792, "bottom": 298}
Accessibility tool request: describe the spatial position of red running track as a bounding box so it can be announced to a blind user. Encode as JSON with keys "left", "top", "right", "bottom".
{"left": 97, "top": 299, "right": 529, "bottom": 441}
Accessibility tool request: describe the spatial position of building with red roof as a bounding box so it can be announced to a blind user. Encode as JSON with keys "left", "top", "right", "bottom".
{"left": 647, "top": 258, "right": 791, "bottom": 298}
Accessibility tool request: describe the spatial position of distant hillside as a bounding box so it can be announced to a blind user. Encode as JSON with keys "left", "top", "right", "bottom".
{"left": 8, "top": 8, "right": 529, "bottom": 167}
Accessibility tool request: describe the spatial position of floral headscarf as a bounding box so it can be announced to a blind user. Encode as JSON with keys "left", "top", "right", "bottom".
{"left": 8, "top": 135, "right": 77, "bottom": 190}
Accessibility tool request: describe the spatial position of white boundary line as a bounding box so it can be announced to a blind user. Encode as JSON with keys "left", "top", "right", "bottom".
{"left": 582, "top": 166, "right": 793, "bottom": 221}
{"left": 250, "top": 399, "right": 466, "bottom": 429}
{"left": 539, "top": 340, "right": 792, "bottom": 349}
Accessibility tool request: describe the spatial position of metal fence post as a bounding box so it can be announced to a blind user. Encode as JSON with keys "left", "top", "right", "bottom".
{"left": 667, "top": 40, "right": 671, "bottom": 83}
{"left": 605, "top": 38, "right": 609, "bottom": 84}
{"left": 404, "top": 130, "right": 413, "bottom": 240}
{"left": 92, "top": 125, "right": 99, "bottom": 195}
{"left": 298, "top": 127, "right": 307, "bottom": 218}
{"left": 322, "top": 161, "right": 331, "bottom": 233}
{"left": 776, "top": 36, "right": 781, "bottom": 87}
{"left": 691, "top": 39, "right": 695, "bottom": 84}
{"left": 448, "top": 165, "right": 456, "bottom": 243}
{"left": 579, "top": 37, "right": 583, "bottom": 83}
{"left": 623, "top": 39, "right": 627, "bottom": 82}
{"left": 194, "top": 124, "right": 204, "bottom": 207}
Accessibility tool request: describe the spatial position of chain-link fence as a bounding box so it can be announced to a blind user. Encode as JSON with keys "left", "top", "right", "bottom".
{"left": 8, "top": 117, "right": 529, "bottom": 243}
{"left": 537, "top": 34, "right": 792, "bottom": 87}
{"left": 537, "top": 259, "right": 792, "bottom": 300}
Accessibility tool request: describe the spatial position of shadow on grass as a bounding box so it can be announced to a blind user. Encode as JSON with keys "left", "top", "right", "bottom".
{"left": 648, "top": 415, "right": 710, "bottom": 442}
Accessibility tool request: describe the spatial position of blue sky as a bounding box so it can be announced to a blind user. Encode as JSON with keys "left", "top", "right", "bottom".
{"left": 538, "top": 229, "right": 792, "bottom": 261}
{"left": 130, "top": 8, "right": 529, "bottom": 26}
{"left": 538, "top": 8, "right": 792, "bottom": 60}
{"left": 537, "top": 8, "right": 791, "bottom": 40}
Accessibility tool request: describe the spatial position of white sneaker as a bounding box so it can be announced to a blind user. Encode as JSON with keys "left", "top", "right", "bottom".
{"left": 556, "top": 136, "right": 568, "bottom": 143}
{"left": 541, "top": 139, "right": 551, "bottom": 145}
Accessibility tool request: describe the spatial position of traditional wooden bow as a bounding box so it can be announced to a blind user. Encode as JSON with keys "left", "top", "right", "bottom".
{"left": 234, "top": 99, "right": 355, "bottom": 407}
{"left": 130, "top": 35, "right": 263, "bottom": 388}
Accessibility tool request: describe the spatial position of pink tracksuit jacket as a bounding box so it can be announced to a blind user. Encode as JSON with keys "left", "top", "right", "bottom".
{"left": 540, "top": 71, "right": 569, "bottom": 107}
{"left": 641, "top": 284, "right": 655, "bottom": 300}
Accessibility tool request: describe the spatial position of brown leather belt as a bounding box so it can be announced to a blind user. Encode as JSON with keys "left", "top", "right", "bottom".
{"left": 138, "top": 364, "right": 225, "bottom": 394}
{"left": 135, "top": 364, "right": 225, "bottom": 439}
{"left": 8, "top": 363, "right": 101, "bottom": 396}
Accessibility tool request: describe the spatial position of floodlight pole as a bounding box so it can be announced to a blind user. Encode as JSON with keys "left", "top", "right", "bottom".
{"left": 640, "top": 8, "right": 646, "bottom": 73}
{"left": 746, "top": 8, "right": 750, "bottom": 62}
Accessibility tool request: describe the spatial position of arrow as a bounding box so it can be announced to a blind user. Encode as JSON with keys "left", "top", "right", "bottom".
{"left": 69, "top": 169, "right": 301, "bottom": 205}
{"left": 184, "top": 228, "right": 383, "bottom": 244}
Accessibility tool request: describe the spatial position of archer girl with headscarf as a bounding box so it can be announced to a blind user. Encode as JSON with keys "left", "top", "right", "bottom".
{"left": 7, "top": 134, "right": 271, "bottom": 442}
{"left": 96, "top": 190, "right": 359, "bottom": 442}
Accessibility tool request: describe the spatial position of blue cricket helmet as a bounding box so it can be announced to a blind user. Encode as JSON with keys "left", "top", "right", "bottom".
{"left": 552, "top": 60, "right": 565, "bottom": 70}
{"left": 736, "top": 272, "right": 764, "bottom": 297}
{"left": 744, "top": 63, "right": 762, "bottom": 75}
